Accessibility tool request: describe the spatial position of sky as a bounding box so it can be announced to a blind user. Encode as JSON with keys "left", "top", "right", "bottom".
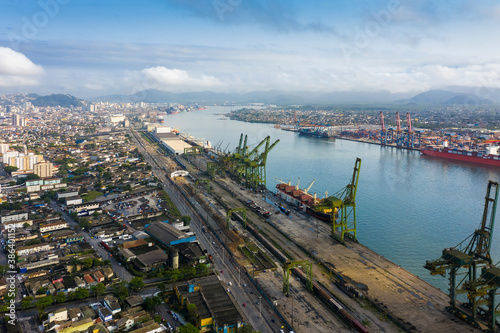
{"left": 0, "top": 0, "right": 500, "bottom": 98}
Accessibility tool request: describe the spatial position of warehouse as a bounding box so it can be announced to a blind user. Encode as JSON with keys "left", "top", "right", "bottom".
{"left": 160, "top": 139, "right": 193, "bottom": 155}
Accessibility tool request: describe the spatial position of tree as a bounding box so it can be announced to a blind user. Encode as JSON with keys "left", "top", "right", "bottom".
{"left": 82, "top": 258, "right": 93, "bottom": 269}
{"left": 35, "top": 295, "right": 53, "bottom": 312}
{"left": 20, "top": 296, "right": 33, "bottom": 310}
{"left": 143, "top": 296, "right": 162, "bottom": 311}
{"left": 112, "top": 281, "right": 129, "bottom": 303}
{"left": 36, "top": 287, "right": 48, "bottom": 295}
{"left": 55, "top": 292, "right": 66, "bottom": 303}
{"left": 187, "top": 303, "right": 198, "bottom": 325}
{"left": 4, "top": 166, "right": 18, "bottom": 175}
{"left": 179, "top": 324, "right": 199, "bottom": 333}
{"left": 25, "top": 173, "right": 40, "bottom": 180}
{"left": 75, "top": 287, "right": 89, "bottom": 300}
{"left": 181, "top": 215, "right": 192, "bottom": 226}
{"left": 128, "top": 277, "right": 145, "bottom": 291}
{"left": 91, "top": 283, "right": 106, "bottom": 298}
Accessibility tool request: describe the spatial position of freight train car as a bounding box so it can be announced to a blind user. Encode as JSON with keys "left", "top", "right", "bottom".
{"left": 245, "top": 223, "right": 369, "bottom": 332}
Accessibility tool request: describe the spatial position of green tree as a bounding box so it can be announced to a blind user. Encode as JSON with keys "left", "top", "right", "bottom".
{"left": 143, "top": 296, "right": 162, "bottom": 311}
{"left": 67, "top": 291, "right": 76, "bottom": 301}
{"left": 187, "top": 303, "right": 198, "bottom": 325}
{"left": 35, "top": 295, "right": 53, "bottom": 312}
{"left": 181, "top": 215, "right": 192, "bottom": 226}
{"left": 75, "top": 287, "right": 89, "bottom": 300}
{"left": 25, "top": 173, "right": 40, "bottom": 180}
{"left": 91, "top": 283, "right": 106, "bottom": 298}
{"left": 93, "top": 258, "right": 103, "bottom": 267}
{"left": 112, "top": 281, "right": 129, "bottom": 303}
{"left": 82, "top": 258, "right": 93, "bottom": 269}
{"left": 20, "top": 296, "right": 33, "bottom": 310}
{"left": 128, "top": 277, "right": 145, "bottom": 291}
{"left": 179, "top": 323, "right": 199, "bottom": 333}
{"left": 55, "top": 292, "right": 66, "bottom": 303}
{"left": 36, "top": 287, "right": 47, "bottom": 295}
{"left": 4, "top": 166, "right": 19, "bottom": 175}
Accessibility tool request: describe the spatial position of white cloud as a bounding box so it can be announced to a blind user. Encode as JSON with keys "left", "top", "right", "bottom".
{"left": 0, "top": 47, "right": 43, "bottom": 86}
{"left": 140, "top": 66, "right": 221, "bottom": 91}
{"left": 0, "top": 47, "right": 44, "bottom": 75}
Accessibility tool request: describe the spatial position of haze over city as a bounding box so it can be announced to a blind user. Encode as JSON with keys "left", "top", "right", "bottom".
{"left": 1, "top": 0, "right": 500, "bottom": 99}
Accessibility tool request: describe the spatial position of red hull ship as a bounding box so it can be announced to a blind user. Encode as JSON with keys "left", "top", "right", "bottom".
{"left": 421, "top": 145, "right": 500, "bottom": 167}
{"left": 276, "top": 181, "right": 339, "bottom": 222}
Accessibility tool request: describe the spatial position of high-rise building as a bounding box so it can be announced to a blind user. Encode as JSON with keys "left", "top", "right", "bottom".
{"left": 12, "top": 113, "right": 21, "bottom": 126}
{"left": 0, "top": 143, "right": 9, "bottom": 154}
{"left": 34, "top": 161, "right": 54, "bottom": 178}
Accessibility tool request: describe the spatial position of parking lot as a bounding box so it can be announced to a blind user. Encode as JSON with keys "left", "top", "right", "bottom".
{"left": 101, "top": 190, "right": 164, "bottom": 219}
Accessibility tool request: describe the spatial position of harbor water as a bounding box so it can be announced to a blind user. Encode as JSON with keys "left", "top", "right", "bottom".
{"left": 164, "top": 106, "right": 500, "bottom": 291}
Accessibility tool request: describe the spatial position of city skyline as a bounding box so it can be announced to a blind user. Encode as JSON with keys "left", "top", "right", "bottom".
{"left": 1, "top": 0, "right": 500, "bottom": 98}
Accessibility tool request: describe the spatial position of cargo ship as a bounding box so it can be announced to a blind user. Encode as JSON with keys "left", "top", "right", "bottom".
{"left": 297, "top": 127, "right": 333, "bottom": 138}
{"left": 420, "top": 144, "right": 500, "bottom": 167}
{"left": 276, "top": 180, "right": 340, "bottom": 222}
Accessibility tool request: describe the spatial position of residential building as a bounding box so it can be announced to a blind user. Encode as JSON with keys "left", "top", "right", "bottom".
{"left": 17, "top": 243, "right": 52, "bottom": 256}
{"left": 39, "top": 220, "right": 68, "bottom": 233}
{"left": 34, "top": 160, "right": 54, "bottom": 178}
{"left": 48, "top": 307, "right": 68, "bottom": 323}
{"left": 1, "top": 210, "right": 28, "bottom": 223}
{"left": 104, "top": 295, "right": 121, "bottom": 315}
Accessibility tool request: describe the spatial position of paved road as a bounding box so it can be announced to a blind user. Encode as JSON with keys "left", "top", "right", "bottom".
{"left": 49, "top": 202, "right": 133, "bottom": 281}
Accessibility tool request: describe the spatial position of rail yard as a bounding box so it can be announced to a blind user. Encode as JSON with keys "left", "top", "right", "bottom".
{"left": 130, "top": 127, "right": 494, "bottom": 332}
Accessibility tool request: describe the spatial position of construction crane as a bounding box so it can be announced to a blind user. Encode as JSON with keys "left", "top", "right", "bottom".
{"left": 424, "top": 181, "right": 499, "bottom": 328}
{"left": 331, "top": 158, "right": 362, "bottom": 242}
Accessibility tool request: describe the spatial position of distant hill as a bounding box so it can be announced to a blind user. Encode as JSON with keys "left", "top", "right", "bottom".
{"left": 395, "top": 90, "right": 494, "bottom": 105}
{"left": 92, "top": 89, "right": 412, "bottom": 105}
{"left": 32, "top": 94, "right": 84, "bottom": 107}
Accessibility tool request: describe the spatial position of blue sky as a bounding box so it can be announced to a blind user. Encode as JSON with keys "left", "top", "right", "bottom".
{"left": 0, "top": 0, "right": 499, "bottom": 98}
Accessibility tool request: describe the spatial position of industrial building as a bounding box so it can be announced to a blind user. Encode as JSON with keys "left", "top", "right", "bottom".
{"left": 160, "top": 139, "right": 193, "bottom": 155}
{"left": 144, "top": 222, "right": 196, "bottom": 247}
{"left": 172, "top": 275, "right": 245, "bottom": 333}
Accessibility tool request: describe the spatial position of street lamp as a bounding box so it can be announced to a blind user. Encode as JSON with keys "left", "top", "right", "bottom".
{"left": 259, "top": 296, "right": 262, "bottom": 317}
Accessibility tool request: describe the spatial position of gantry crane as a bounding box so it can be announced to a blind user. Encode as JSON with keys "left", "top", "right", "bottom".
{"left": 226, "top": 208, "right": 247, "bottom": 229}
{"left": 425, "top": 181, "right": 499, "bottom": 328}
{"left": 283, "top": 260, "right": 313, "bottom": 296}
{"left": 380, "top": 111, "right": 387, "bottom": 145}
{"left": 331, "top": 158, "right": 361, "bottom": 242}
{"left": 207, "top": 134, "right": 279, "bottom": 189}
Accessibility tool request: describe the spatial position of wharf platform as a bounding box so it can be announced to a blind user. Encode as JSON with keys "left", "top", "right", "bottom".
{"left": 245, "top": 191, "right": 480, "bottom": 332}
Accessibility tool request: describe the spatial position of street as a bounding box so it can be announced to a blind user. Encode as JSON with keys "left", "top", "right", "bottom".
{"left": 50, "top": 202, "right": 133, "bottom": 281}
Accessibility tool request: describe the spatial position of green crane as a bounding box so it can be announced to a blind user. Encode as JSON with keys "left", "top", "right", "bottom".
{"left": 332, "top": 158, "right": 361, "bottom": 242}
{"left": 226, "top": 208, "right": 247, "bottom": 229}
{"left": 283, "top": 260, "right": 313, "bottom": 296}
{"left": 424, "top": 180, "right": 498, "bottom": 329}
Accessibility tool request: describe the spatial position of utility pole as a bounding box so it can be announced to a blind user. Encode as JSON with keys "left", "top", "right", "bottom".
{"left": 259, "top": 296, "right": 262, "bottom": 317}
